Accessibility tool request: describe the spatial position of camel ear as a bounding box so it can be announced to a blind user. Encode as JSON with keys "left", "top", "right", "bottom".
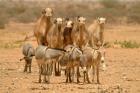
{"left": 71, "top": 22, "right": 74, "bottom": 26}
{"left": 97, "top": 17, "right": 100, "bottom": 22}
{"left": 42, "top": 9, "right": 46, "bottom": 14}
{"left": 65, "top": 17, "right": 69, "bottom": 21}
{"left": 77, "top": 16, "right": 80, "bottom": 20}
{"left": 54, "top": 18, "right": 57, "bottom": 24}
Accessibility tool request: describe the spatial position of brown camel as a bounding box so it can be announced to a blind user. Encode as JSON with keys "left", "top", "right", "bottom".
{"left": 73, "top": 16, "right": 89, "bottom": 49}
{"left": 47, "top": 17, "right": 64, "bottom": 76}
{"left": 63, "top": 19, "right": 74, "bottom": 48}
{"left": 47, "top": 18, "right": 64, "bottom": 48}
{"left": 34, "top": 8, "right": 53, "bottom": 45}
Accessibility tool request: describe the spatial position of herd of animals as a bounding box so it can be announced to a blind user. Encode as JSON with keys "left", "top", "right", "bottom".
{"left": 20, "top": 7, "right": 107, "bottom": 84}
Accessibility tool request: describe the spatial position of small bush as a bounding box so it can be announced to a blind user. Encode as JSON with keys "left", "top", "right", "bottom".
{"left": 114, "top": 40, "right": 140, "bottom": 48}
{"left": 0, "top": 40, "right": 23, "bottom": 49}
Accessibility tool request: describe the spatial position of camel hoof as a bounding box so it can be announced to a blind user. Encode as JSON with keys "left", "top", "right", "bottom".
{"left": 55, "top": 71, "right": 61, "bottom": 76}
{"left": 77, "top": 80, "right": 80, "bottom": 83}
{"left": 66, "top": 80, "right": 68, "bottom": 83}
{"left": 87, "top": 81, "right": 91, "bottom": 84}
{"left": 38, "top": 80, "right": 41, "bottom": 83}
{"left": 97, "top": 81, "right": 101, "bottom": 84}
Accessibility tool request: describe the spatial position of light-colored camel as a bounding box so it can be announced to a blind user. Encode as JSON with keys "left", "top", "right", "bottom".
{"left": 34, "top": 8, "right": 53, "bottom": 45}
{"left": 88, "top": 17, "right": 106, "bottom": 48}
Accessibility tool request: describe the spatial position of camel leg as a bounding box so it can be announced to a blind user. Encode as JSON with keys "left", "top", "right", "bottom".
{"left": 92, "top": 64, "right": 95, "bottom": 83}
{"left": 97, "top": 62, "right": 100, "bottom": 84}
{"left": 44, "top": 75, "right": 47, "bottom": 83}
{"left": 36, "top": 37, "right": 40, "bottom": 45}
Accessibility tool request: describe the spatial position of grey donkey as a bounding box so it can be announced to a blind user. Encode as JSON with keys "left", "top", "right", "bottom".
{"left": 20, "top": 43, "right": 35, "bottom": 73}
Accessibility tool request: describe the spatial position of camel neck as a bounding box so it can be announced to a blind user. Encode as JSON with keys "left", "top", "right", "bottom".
{"left": 99, "top": 24, "right": 104, "bottom": 32}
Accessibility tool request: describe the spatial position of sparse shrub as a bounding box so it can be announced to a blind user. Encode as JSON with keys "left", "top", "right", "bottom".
{"left": 103, "top": 42, "right": 111, "bottom": 48}
{"left": 99, "top": 0, "right": 122, "bottom": 9}
{"left": 114, "top": 40, "right": 140, "bottom": 48}
{"left": 127, "top": 2, "right": 140, "bottom": 23}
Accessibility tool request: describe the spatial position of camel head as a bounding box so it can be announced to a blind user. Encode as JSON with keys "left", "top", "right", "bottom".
{"left": 77, "top": 16, "right": 86, "bottom": 25}
{"left": 97, "top": 17, "right": 106, "bottom": 25}
{"left": 65, "top": 20, "right": 74, "bottom": 28}
{"left": 42, "top": 8, "right": 53, "bottom": 17}
{"left": 54, "top": 18, "right": 63, "bottom": 25}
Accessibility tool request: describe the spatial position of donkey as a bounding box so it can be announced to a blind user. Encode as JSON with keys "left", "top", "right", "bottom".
{"left": 80, "top": 46, "right": 106, "bottom": 84}
{"left": 35, "top": 45, "right": 66, "bottom": 83}
{"left": 20, "top": 43, "right": 35, "bottom": 73}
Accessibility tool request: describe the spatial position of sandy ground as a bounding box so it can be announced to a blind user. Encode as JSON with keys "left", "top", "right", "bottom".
{"left": 0, "top": 23, "right": 140, "bottom": 93}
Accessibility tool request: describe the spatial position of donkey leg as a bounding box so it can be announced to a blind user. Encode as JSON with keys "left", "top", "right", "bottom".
{"left": 28, "top": 60, "right": 32, "bottom": 73}
{"left": 77, "top": 67, "right": 80, "bottom": 83}
{"left": 83, "top": 71, "right": 86, "bottom": 83}
{"left": 86, "top": 67, "right": 91, "bottom": 83}
{"left": 69, "top": 68, "right": 72, "bottom": 83}
{"left": 66, "top": 68, "right": 69, "bottom": 83}
{"left": 38, "top": 66, "right": 42, "bottom": 83}
{"left": 57, "top": 61, "right": 61, "bottom": 76}
{"left": 54, "top": 62, "right": 58, "bottom": 76}
{"left": 77, "top": 67, "right": 81, "bottom": 77}
{"left": 24, "top": 61, "right": 27, "bottom": 72}
{"left": 92, "top": 65, "right": 95, "bottom": 83}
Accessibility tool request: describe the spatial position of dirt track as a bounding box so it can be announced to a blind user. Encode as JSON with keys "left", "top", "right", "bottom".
{"left": 0, "top": 23, "right": 140, "bottom": 93}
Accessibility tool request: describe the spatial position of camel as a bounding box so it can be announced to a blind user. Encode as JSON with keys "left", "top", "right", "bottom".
{"left": 47, "top": 17, "right": 64, "bottom": 76}
{"left": 47, "top": 17, "right": 64, "bottom": 48}
{"left": 73, "top": 16, "right": 89, "bottom": 49}
{"left": 88, "top": 17, "right": 106, "bottom": 48}
{"left": 63, "top": 19, "right": 74, "bottom": 48}
{"left": 34, "top": 8, "right": 53, "bottom": 45}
